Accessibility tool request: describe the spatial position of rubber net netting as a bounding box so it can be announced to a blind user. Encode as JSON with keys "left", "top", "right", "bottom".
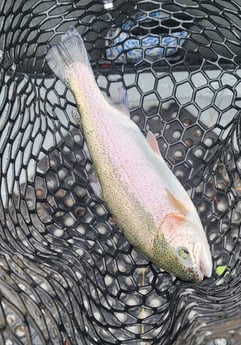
{"left": 1, "top": 0, "right": 241, "bottom": 344}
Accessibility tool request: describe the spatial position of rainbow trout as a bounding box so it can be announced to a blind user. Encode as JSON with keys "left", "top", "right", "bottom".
{"left": 46, "top": 27, "right": 212, "bottom": 282}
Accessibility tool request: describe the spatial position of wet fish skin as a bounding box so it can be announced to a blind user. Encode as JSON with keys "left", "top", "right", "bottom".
{"left": 46, "top": 27, "right": 212, "bottom": 282}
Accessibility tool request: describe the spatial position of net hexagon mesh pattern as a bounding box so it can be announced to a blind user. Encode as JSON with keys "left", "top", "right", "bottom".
{"left": 1, "top": 0, "right": 241, "bottom": 344}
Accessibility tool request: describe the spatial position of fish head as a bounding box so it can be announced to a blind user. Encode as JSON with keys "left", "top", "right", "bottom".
{"left": 153, "top": 213, "right": 212, "bottom": 282}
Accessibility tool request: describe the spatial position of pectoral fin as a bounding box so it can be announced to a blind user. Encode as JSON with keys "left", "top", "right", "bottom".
{"left": 163, "top": 213, "right": 186, "bottom": 226}
{"left": 165, "top": 188, "right": 189, "bottom": 215}
{"left": 146, "top": 131, "right": 161, "bottom": 155}
{"left": 160, "top": 212, "right": 186, "bottom": 238}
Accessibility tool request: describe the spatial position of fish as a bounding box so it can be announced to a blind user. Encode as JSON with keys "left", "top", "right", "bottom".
{"left": 46, "top": 27, "right": 212, "bottom": 282}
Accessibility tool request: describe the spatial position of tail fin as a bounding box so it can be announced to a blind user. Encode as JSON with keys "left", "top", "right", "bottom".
{"left": 46, "top": 27, "right": 91, "bottom": 83}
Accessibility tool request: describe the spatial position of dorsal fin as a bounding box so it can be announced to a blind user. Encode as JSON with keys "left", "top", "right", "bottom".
{"left": 165, "top": 188, "right": 189, "bottom": 215}
{"left": 71, "top": 110, "right": 81, "bottom": 122}
{"left": 88, "top": 165, "right": 102, "bottom": 198}
{"left": 110, "top": 87, "right": 130, "bottom": 117}
{"left": 146, "top": 131, "right": 161, "bottom": 155}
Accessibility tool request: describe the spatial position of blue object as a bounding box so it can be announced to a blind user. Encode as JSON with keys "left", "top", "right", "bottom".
{"left": 106, "top": 11, "right": 187, "bottom": 63}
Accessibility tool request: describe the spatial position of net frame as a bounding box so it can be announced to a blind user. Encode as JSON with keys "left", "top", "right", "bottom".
{"left": 0, "top": 0, "right": 241, "bottom": 344}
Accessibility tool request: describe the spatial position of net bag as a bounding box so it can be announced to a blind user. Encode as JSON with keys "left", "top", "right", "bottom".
{"left": 1, "top": 0, "right": 241, "bottom": 344}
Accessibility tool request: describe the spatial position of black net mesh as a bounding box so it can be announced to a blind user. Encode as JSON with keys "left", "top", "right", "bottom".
{"left": 1, "top": 0, "right": 241, "bottom": 344}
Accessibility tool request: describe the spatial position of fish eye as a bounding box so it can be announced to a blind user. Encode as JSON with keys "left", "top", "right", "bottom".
{"left": 176, "top": 246, "right": 190, "bottom": 260}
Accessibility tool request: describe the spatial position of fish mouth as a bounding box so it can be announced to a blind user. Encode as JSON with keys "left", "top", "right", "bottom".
{"left": 193, "top": 239, "right": 212, "bottom": 282}
{"left": 197, "top": 260, "right": 205, "bottom": 282}
{"left": 197, "top": 252, "right": 212, "bottom": 282}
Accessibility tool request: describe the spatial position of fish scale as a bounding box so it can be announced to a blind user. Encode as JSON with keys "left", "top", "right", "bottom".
{"left": 46, "top": 27, "right": 212, "bottom": 282}
{"left": 69, "top": 66, "right": 166, "bottom": 222}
